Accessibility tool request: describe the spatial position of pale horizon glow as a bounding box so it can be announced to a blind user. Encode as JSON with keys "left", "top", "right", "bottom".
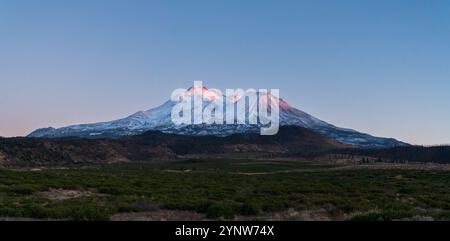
{"left": 1, "top": 0, "right": 450, "bottom": 145}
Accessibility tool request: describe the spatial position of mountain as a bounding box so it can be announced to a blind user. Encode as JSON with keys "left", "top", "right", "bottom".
{"left": 28, "top": 86, "right": 408, "bottom": 148}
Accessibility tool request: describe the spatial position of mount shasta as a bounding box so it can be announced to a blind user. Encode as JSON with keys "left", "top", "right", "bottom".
{"left": 28, "top": 87, "right": 407, "bottom": 148}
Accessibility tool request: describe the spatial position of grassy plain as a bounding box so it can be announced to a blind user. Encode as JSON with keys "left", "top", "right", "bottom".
{"left": 1, "top": 159, "right": 450, "bottom": 221}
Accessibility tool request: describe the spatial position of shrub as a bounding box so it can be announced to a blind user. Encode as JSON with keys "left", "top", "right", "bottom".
{"left": 21, "top": 204, "right": 53, "bottom": 219}
{"left": 238, "top": 201, "right": 260, "bottom": 216}
{"left": 206, "top": 202, "right": 235, "bottom": 219}
{"left": 69, "top": 204, "right": 111, "bottom": 221}
{"left": 9, "top": 184, "right": 43, "bottom": 195}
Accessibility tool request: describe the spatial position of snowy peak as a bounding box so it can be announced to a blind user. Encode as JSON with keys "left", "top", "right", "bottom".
{"left": 28, "top": 87, "right": 409, "bottom": 148}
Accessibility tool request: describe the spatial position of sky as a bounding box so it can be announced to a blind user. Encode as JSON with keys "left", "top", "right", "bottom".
{"left": 0, "top": 0, "right": 449, "bottom": 145}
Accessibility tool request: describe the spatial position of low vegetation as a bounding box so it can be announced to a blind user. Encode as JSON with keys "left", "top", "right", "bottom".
{"left": 1, "top": 159, "right": 450, "bottom": 221}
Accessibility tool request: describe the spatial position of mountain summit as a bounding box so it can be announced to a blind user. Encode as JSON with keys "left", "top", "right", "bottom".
{"left": 28, "top": 87, "right": 408, "bottom": 148}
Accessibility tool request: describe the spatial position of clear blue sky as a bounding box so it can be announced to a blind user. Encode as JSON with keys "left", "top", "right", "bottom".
{"left": 0, "top": 0, "right": 449, "bottom": 145}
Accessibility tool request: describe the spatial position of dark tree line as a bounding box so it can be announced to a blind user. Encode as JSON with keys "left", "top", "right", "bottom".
{"left": 335, "top": 145, "right": 450, "bottom": 164}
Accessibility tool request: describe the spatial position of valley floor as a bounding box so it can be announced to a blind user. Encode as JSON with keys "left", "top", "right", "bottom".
{"left": 1, "top": 159, "right": 450, "bottom": 221}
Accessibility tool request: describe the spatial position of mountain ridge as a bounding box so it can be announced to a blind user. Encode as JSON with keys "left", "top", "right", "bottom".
{"left": 3, "top": 126, "right": 347, "bottom": 167}
{"left": 3, "top": 125, "right": 450, "bottom": 168}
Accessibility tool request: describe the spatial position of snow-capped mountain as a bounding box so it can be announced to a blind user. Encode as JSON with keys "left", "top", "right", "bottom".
{"left": 28, "top": 86, "right": 408, "bottom": 148}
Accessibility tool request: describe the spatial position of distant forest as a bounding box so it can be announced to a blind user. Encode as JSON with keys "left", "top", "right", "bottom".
{"left": 1, "top": 129, "right": 450, "bottom": 167}
{"left": 337, "top": 146, "right": 450, "bottom": 164}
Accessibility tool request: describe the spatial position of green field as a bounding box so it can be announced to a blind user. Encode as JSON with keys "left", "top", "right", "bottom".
{"left": 1, "top": 159, "right": 450, "bottom": 221}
